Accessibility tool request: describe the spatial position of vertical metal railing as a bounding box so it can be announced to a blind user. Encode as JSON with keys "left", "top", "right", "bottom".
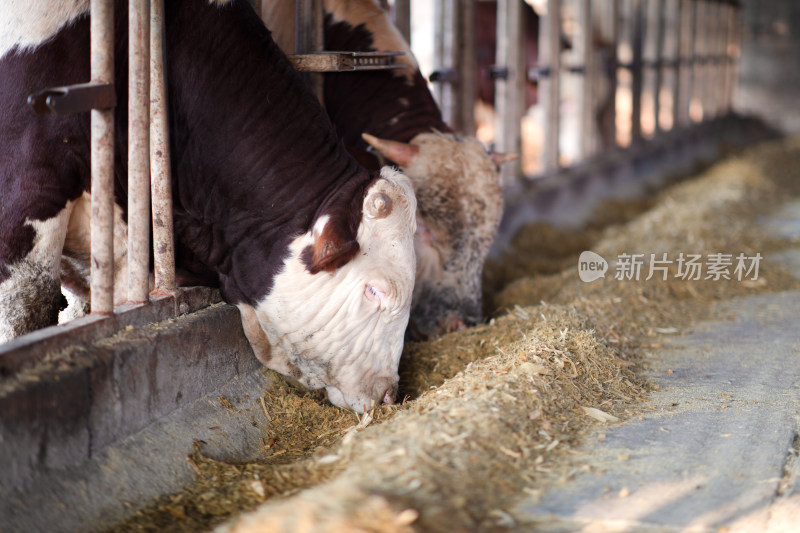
{"left": 296, "top": 0, "right": 324, "bottom": 104}
{"left": 579, "top": 0, "right": 595, "bottom": 156}
{"left": 87, "top": 0, "right": 175, "bottom": 316}
{"left": 422, "top": 0, "right": 741, "bottom": 182}
{"left": 604, "top": 0, "right": 621, "bottom": 147}
{"left": 150, "top": 0, "right": 176, "bottom": 294}
{"left": 434, "top": 0, "right": 458, "bottom": 125}
{"left": 653, "top": 0, "right": 666, "bottom": 135}
{"left": 90, "top": 0, "right": 115, "bottom": 315}
{"left": 672, "top": 0, "right": 684, "bottom": 128}
{"left": 128, "top": 0, "right": 151, "bottom": 304}
{"left": 542, "top": 0, "right": 561, "bottom": 171}
{"left": 494, "top": 0, "right": 524, "bottom": 182}
{"left": 631, "top": 0, "right": 645, "bottom": 145}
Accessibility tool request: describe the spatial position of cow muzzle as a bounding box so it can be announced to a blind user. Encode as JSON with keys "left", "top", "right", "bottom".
{"left": 326, "top": 375, "right": 398, "bottom": 413}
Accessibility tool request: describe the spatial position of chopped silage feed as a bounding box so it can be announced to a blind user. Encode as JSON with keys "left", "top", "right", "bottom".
{"left": 112, "top": 137, "right": 800, "bottom": 533}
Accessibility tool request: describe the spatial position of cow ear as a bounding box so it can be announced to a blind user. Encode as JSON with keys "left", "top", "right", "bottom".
{"left": 302, "top": 216, "right": 360, "bottom": 274}
{"left": 490, "top": 151, "right": 518, "bottom": 168}
{"left": 362, "top": 133, "right": 420, "bottom": 167}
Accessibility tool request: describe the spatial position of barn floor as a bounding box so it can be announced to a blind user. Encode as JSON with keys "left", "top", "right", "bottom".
{"left": 513, "top": 203, "right": 800, "bottom": 532}
{"left": 91, "top": 136, "right": 800, "bottom": 533}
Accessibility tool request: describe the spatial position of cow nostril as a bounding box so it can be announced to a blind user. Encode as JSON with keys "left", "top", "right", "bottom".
{"left": 382, "top": 388, "right": 395, "bottom": 405}
{"left": 448, "top": 319, "right": 467, "bottom": 333}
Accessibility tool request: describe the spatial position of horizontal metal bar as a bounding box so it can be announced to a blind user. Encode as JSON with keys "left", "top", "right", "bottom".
{"left": 429, "top": 68, "right": 460, "bottom": 84}
{"left": 488, "top": 65, "right": 509, "bottom": 80}
{"left": 289, "top": 51, "right": 406, "bottom": 72}
{"left": 28, "top": 82, "right": 116, "bottom": 116}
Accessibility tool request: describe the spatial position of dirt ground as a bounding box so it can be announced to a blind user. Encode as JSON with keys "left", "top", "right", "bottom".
{"left": 109, "top": 136, "right": 800, "bottom": 533}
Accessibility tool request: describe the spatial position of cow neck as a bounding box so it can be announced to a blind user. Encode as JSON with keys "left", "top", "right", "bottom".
{"left": 323, "top": 15, "right": 453, "bottom": 150}
{"left": 163, "top": 0, "right": 370, "bottom": 303}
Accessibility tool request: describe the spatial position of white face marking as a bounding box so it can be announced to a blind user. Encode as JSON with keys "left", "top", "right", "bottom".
{"left": 0, "top": 0, "right": 89, "bottom": 59}
{"left": 0, "top": 202, "right": 75, "bottom": 343}
{"left": 239, "top": 167, "right": 417, "bottom": 412}
{"left": 312, "top": 214, "right": 330, "bottom": 239}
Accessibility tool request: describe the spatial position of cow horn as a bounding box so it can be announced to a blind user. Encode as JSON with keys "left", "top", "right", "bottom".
{"left": 362, "top": 133, "right": 420, "bottom": 167}
{"left": 490, "top": 152, "right": 519, "bottom": 167}
{"left": 365, "top": 191, "right": 393, "bottom": 219}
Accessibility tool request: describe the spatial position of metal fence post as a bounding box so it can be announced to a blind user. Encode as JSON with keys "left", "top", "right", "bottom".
{"left": 672, "top": 0, "right": 683, "bottom": 128}
{"left": 542, "top": 0, "right": 561, "bottom": 171}
{"left": 150, "top": 0, "right": 175, "bottom": 294}
{"left": 434, "top": 0, "right": 458, "bottom": 127}
{"left": 458, "top": 0, "right": 476, "bottom": 136}
{"left": 686, "top": 0, "right": 698, "bottom": 123}
{"left": 296, "top": 0, "right": 324, "bottom": 104}
{"left": 494, "top": 0, "right": 524, "bottom": 182}
{"left": 631, "top": 0, "right": 645, "bottom": 144}
{"left": 90, "top": 0, "right": 115, "bottom": 315}
{"left": 654, "top": 0, "right": 666, "bottom": 134}
{"left": 579, "top": 0, "right": 595, "bottom": 156}
{"left": 128, "top": 0, "right": 151, "bottom": 304}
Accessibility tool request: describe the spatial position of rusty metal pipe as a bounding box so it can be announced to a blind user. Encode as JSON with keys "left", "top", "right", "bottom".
{"left": 544, "top": 0, "right": 562, "bottom": 170}
{"left": 579, "top": 0, "right": 594, "bottom": 156}
{"left": 296, "top": 0, "right": 324, "bottom": 104}
{"left": 494, "top": 0, "right": 524, "bottom": 182}
{"left": 128, "top": 0, "right": 151, "bottom": 304}
{"left": 672, "top": 0, "right": 683, "bottom": 129}
{"left": 149, "top": 0, "right": 175, "bottom": 293}
{"left": 630, "top": 0, "right": 644, "bottom": 144}
{"left": 90, "top": 0, "right": 115, "bottom": 315}
{"left": 653, "top": 0, "right": 666, "bottom": 134}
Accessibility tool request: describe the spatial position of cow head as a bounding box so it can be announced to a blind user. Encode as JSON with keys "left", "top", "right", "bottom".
{"left": 238, "top": 167, "right": 416, "bottom": 413}
{"left": 362, "top": 132, "right": 507, "bottom": 340}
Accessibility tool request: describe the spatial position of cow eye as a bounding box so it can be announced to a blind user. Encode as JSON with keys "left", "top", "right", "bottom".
{"left": 364, "top": 284, "right": 386, "bottom": 310}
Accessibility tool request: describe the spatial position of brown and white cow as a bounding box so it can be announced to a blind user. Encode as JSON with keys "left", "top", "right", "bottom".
{"left": 0, "top": 0, "right": 417, "bottom": 412}
{"left": 262, "top": 0, "right": 512, "bottom": 340}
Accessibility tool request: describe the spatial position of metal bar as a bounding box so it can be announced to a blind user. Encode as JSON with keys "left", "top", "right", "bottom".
{"left": 494, "top": 0, "right": 523, "bottom": 181}
{"left": 726, "top": 2, "right": 740, "bottom": 114}
{"left": 394, "top": 0, "right": 411, "bottom": 45}
{"left": 459, "top": 0, "right": 477, "bottom": 136}
{"left": 150, "top": 0, "right": 175, "bottom": 294}
{"left": 289, "top": 51, "right": 405, "bottom": 72}
{"left": 653, "top": 0, "right": 666, "bottom": 134}
{"left": 697, "top": 0, "right": 707, "bottom": 120}
{"left": 631, "top": 0, "right": 645, "bottom": 144}
{"left": 579, "top": 0, "right": 594, "bottom": 156}
{"left": 90, "top": 0, "right": 115, "bottom": 315}
{"left": 544, "top": 0, "right": 561, "bottom": 170}
{"left": 672, "top": 0, "right": 683, "bottom": 128}
{"left": 686, "top": 0, "right": 698, "bottom": 123}
{"left": 434, "top": 0, "right": 457, "bottom": 127}
{"left": 599, "top": 0, "right": 620, "bottom": 147}
{"left": 28, "top": 82, "right": 115, "bottom": 116}
{"left": 296, "top": 0, "right": 324, "bottom": 104}
{"left": 714, "top": 0, "right": 727, "bottom": 117}
{"left": 721, "top": 3, "right": 734, "bottom": 113}
{"left": 128, "top": 0, "right": 151, "bottom": 304}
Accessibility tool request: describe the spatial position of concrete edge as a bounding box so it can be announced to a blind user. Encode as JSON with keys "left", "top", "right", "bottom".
{"left": 0, "top": 301, "right": 261, "bottom": 499}
{"left": 0, "top": 286, "right": 223, "bottom": 376}
{"left": 0, "top": 366, "right": 276, "bottom": 533}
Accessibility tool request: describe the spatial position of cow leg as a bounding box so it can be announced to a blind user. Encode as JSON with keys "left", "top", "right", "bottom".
{"left": 0, "top": 202, "right": 75, "bottom": 342}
